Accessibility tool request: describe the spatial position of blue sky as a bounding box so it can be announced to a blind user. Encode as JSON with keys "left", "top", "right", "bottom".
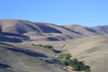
{"left": 0, "top": 0, "right": 108, "bottom": 27}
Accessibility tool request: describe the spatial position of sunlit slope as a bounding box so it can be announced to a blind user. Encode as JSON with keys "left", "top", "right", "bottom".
{"left": 0, "top": 42, "right": 67, "bottom": 72}
{"left": 30, "top": 34, "right": 108, "bottom": 72}
{"left": 64, "top": 25, "right": 108, "bottom": 37}
{"left": 60, "top": 34, "right": 108, "bottom": 72}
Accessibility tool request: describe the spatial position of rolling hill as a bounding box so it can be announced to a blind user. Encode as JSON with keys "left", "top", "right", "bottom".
{"left": 0, "top": 41, "right": 68, "bottom": 72}
{"left": 31, "top": 34, "right": 108, "bottom": 72}
{"left": 0, "top": 19, "right": 108, "bottom": 72}
{"left": 0, "top": 19, "right": 108, "bottom": 42}
{"left": 60, "top": 34, "right": 108, "bottom": 72}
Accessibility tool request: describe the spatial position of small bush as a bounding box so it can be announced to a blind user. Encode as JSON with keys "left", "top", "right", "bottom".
{"left": 62, "top": 61, "right": 69, "bottom": 66}
{"left": 32, "top": 44, "right": 36, "bottom": 46}
{"left": 31, "top": 44, "right": 53, "bottom": 49}
{"left": 38, "top": 44, "right": 43, "bottom": 46}
{"left": 37, "top": 44, "right": 53, "bottom": 49}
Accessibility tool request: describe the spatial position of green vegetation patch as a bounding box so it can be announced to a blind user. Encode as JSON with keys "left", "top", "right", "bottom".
{"left": 56, "top": 53, "right": 72, "bottom": 59}
{"left": 32, "top": 44, "right": 36, "bottom": 46}
{"left": 32, "top": 44, "right": 53, "bottom": 49}
{"left": 43, "top": 58, "right": 90, "bottom": 72}
{"left": 61, "top": 58, "right": 90, "bottom": 71}
{"left": 56, "top": 53, "right": 90, "bottom": 72}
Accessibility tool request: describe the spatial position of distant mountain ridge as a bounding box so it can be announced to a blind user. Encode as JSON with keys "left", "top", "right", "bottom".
{"left": 0, "top": 19, "right": 108, "bottom": 42}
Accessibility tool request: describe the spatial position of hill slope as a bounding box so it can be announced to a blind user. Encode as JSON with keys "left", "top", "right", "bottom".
{"left": 0, "top": 42, "right": 68, "bottom": 72}
{"left": 0, "top": 19, "right": 82, "bottom": 41}
{"left": 55, "top": 34, "right": 108, "bottom": 72}
{"left": 29, "top": 34, "right": 108, "bottom": 72}
{"left": 1, "top": 19, "right": 108, "bottom": 42}
{"left": 1, "top": 19, "right": 108, "bottom": 72}
{"left": 64, "top": 24, "right": 108, "bottom": 36}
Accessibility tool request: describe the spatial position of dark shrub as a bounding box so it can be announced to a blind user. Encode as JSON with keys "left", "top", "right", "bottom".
{"left": 62, "top": 61, "right": 69, "bottom": 66}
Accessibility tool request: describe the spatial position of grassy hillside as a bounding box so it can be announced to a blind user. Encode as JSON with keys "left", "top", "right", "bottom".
{"left": 1, "top": 19, "right": 108, "bottom": 42}
{"left": 29, "top": 34, "right": 108, "bottom": 72}
{"left": 1, "top": 19, "right": 108, "bottom": 72}
{"left": 0, "top": 42, "right": 68, "bottom": 72}
{"left": 57, "top": 34, "right": 108, "bottom": 72}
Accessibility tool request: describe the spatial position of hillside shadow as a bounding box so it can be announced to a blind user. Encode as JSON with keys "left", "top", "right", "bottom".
{"left": 26, "top": 24, "right": 40, "bottom": 33}
{"left": 65, "top": 35, "right": 73, "bottom": 39}
{"left": 35, "top": 23, "right": 62, "bottom": 34}
{"left": 0, "top": 42, "right": 16, "bottom": 47}
{"left": 2, "top": 32, "right": 30, "bottom": 39}
{"left": 0, "top": 32, "right": 30, "bottom": 43}
{"left": 85, "top": 28, "right": 97, "bottom": 33}
{"left": 0, "top": 63, "right": 11, "bottom": 68}
{"left": 52, "top": 49, "right": 61, "bottom": 53}
{"left": 0, "top": 37, "right": 22, "bottom": 43}
{"left": 61, "top": 26, "right": 82, "bottom": 35}
{"left": 48, "top": 37, "right": 60, "bottom": 41}
{"left": 0, "top": 42, "right": 48, "bottom": 58}
{"left": 3, "top": 47, "right": 48, "bottom": 58}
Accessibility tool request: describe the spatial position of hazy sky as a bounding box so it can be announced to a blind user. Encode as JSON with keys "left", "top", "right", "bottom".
{"left": 0, "top": 0, "right": 108, "bottom": 27}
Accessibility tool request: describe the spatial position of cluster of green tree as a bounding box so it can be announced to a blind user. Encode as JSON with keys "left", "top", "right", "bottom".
{"left": 56, "top": 53, "right": 90, "bottom": 72}
{"left": 32, "top": 44, "right": 53, "bottom": 49}
{"left": 56, "top": 53, "right": 72, "bottom": 59}
{"left": 62, "top": 58, "right": 90, "bottom": 71}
